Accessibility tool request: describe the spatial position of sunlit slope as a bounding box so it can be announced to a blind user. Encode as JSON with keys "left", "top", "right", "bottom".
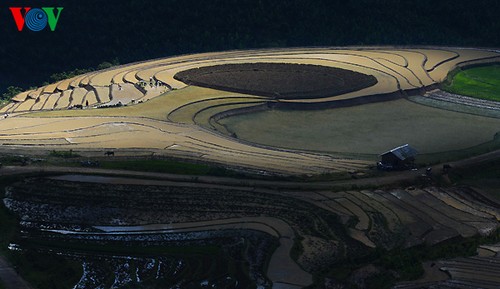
{"left": 3, "top": 47, "right": 499, "bottom": 114}
{"left": 1, "top": 47, "right": 499, "bottom": 174}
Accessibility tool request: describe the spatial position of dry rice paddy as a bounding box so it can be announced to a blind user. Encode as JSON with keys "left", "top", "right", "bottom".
{"left": 1, "top": 47, "right": 500, "bottom": 173}
{"left": 219, "top": 98, "right": 500, "bottom": 155}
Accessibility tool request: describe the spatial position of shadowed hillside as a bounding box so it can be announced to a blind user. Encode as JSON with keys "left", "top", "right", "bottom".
{"left": 1, "top": 0, "right": 500, "bottom": 94}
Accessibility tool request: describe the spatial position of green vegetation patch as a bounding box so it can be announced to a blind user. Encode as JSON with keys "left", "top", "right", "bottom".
{"left": 443, "top": 65, "right": 500, "bottom": 101}
{"left": 49, "top": 150, "right": 81, "bottom": 158}
{"left": 1, "top": 86, "right": 23, "bottom": 101}
{"left": 49, "top": 59, "right": 119, "bottom": 83}
{"left": 99, "top": 159, "right": 237, "bottom": 176}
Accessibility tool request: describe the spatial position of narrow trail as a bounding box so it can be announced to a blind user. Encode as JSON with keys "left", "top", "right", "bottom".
{"left": 1, "top": 148, "right": 500, "bottom": 190}
{"left": 0, "top": 149, "right": 498, "bottom": 289}
{"left": 0, "top": 163, "right": 409, "bottom": 189}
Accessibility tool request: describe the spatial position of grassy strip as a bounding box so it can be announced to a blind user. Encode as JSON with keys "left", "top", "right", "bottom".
{"left": 46, "top": 154, "right": 353, "bottom": 181}
{"left": 1, "top": 151, "right": 356, "bottom": 183}
{"left": 49, "top": 150, "right": 81, "bottom": 158}
{"left": 442, "top": 65, "right": 500, "bottom": 101}
{"left": 98, "top": 158, "right": 249, "bottom": 178}
{"left": 0, "top": 152, "right": 252, "bottom": 179}
{"left": 100, "top": 159, "right": 212, "bottom": 174}
{"left": 407, "top": 94, "right": 500, "bottom": 119}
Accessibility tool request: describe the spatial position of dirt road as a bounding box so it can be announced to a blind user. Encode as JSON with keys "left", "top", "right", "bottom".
{"left": 2, "top": 148, "right": 498, "bottom": 190}
{"left": 0, "top": 150, "right": 498, "bottom": 289}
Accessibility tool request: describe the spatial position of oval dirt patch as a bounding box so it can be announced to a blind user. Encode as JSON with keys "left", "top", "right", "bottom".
{"left": 174, "top": 63, "right": 377, "bottom": 99}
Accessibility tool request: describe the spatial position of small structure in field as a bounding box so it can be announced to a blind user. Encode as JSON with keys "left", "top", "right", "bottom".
{"left": 137, "top": 80, "right": 148, "bottom": 88}
{"left": 378, "top": 144, "right": 418, "bottom": 170}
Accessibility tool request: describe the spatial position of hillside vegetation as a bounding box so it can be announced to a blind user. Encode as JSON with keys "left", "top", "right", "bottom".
{"left": 2, "top": 0, "right": 500, "bottom": 94}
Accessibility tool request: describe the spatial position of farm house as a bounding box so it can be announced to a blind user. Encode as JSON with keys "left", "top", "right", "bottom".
{"left": 378, "top": 144, "right": 418, "bottom": 170}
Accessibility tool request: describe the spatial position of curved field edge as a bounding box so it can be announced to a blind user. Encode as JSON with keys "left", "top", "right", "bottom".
{"left": 216, "top": 98, "right": 500, "bottom": 162}
{"left": 5, "top": 47, "right": 500, "bottom": 114}
{"left": 1, "top": 48, "right": 500, "bottom": 174}
{"left": 442, "top": 64, "right": 500, "bottom": 101}
{"left": 2, "top": 163, "right": 500, "bottom": 289}
{"left": 173, "top": 62, "right": 378, "bottom": 99}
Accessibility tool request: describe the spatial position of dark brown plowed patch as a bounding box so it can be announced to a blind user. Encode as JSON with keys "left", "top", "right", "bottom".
{"left": 174, "top": 63, "right": 377, "bottom": 99}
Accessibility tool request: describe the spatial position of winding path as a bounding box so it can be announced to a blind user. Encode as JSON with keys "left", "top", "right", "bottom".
{"left": 1, "top": 147, "right": 500, "bottom": 189}
{"left": 1, "top": 148, "right": 499, "bottom": 289}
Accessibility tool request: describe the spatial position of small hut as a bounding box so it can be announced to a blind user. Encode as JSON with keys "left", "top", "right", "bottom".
{"left": 378, "top": 144, "right": 418, "bottom": 170}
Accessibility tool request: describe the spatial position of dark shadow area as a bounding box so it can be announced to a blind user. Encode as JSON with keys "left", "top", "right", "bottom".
{"left": 1, "top": 0, "right": 500, "bottom": 94}
{"left": 174, "top": 63, "right": 377, "bottom": 99}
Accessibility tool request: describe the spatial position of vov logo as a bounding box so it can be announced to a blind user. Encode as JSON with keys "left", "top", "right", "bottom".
{"left": 9, "top": 7, "right": 64, "bottom": 32}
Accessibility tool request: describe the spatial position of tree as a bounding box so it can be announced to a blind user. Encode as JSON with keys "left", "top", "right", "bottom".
{"left": 1, "top": 86, "right": 23, "bottom": 101}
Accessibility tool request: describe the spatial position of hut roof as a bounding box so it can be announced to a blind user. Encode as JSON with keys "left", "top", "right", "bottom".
{"left": 380, "top": 144, "right": 418, "bottom": 161}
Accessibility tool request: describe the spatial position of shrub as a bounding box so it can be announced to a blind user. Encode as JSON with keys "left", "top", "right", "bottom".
{"left": 1, "top": 86, "right": 23, "bottom": 101}
{"left": 49, "top": 150, "right": 80, "bottom": 158}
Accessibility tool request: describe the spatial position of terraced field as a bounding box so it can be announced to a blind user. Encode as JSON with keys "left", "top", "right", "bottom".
{"left": 395, "top": 254, "right": 500, "bottom": 289}
{"left": 1, "top": 47, "right": 499, "bottom": 174}
{"left": 443, "top": 64, "right": 500, "bottom": 101}
{"left": 218, "top": 98, "right": 500, "bottom": 154}
{"left": 3, "top": 176, "right": 499, "bottom": 288}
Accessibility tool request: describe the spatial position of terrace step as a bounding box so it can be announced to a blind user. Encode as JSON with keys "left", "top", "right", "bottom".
{"left": 426, "top": 90, "right": 500, "bottom": 111}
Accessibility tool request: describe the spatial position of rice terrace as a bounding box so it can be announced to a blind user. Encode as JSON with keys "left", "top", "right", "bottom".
{"left": 1, "top": 47, "right": 500, "bottom": 289}
{"left": 2, "top": 47, "right": 500, "bottom": 171}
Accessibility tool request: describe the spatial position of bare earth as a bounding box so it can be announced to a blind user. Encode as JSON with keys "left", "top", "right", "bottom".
{"left": 1, "top": 47, "right": 500, "bottom": 289}
{"left": 1, "top": 47, "right": 499, "bottom": 174}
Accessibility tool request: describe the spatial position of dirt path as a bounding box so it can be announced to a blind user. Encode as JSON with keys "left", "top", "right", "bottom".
{"left": 3, "top": 48, "right": 499, "bottom": 176}
{"left": 0, "top": 256, "right": 33, "bottom": 289}
{"left": 0, "top": 150, "right": 498, "bottom": 289}
{"left": 1, "top": 149, "right": 500, "bottom": 190}
{"left": 0, "top": 162, "right": 417, "bottom": 189}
